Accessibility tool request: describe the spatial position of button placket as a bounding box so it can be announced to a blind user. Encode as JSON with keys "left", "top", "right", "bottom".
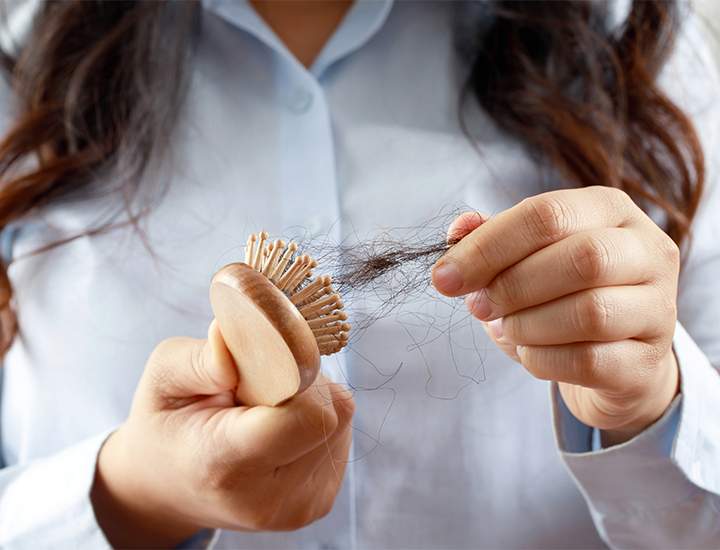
{"left": 275, "top": 61, "right": 341, "bottom": 241}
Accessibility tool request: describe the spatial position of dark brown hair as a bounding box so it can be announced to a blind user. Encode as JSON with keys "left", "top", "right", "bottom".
{"left": 464, "top": 1, "right": 703, "bottom": 242}
{"left": 0, "top": 0, "right": 704, "bottom": 356}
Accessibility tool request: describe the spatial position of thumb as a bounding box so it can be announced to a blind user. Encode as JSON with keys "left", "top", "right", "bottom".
{"left": 145, "top": 319, "right": 239, "bottom": 400}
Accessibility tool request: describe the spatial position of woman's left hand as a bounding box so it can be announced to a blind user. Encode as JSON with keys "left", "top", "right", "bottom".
{"left": 432, "top": 186, "right": 680, "bottom": 446}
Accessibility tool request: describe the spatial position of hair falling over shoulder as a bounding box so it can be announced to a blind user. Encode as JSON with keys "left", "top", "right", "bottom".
{"left": 0, "top": 0, "right": 704, "bottom": 357}
{"left": 0, "top": 0, "right": 200, "bottom": 356}
{"left": 464, "top": 1, "right": 703, "bottom": 244}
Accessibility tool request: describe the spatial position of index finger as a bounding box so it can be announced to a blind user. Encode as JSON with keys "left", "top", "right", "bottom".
{"left": 224, "top": 375, "right": 354, "bottom": 467}
{"left": 432, "top": 187, "right": 642, "bottom": 296}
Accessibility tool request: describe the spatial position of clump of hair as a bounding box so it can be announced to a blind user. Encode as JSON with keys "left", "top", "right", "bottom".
{"left": 294, "top": 207, "right": 479, "bottom": 334}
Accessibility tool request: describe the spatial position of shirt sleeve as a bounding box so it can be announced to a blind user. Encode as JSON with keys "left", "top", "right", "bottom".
{"left": 0, "top": 429, "right": 221, "bottom": 549}
{"left": 552, "top": 322, "right": 720, "bottom": 548}
{"left": 550, "top": 7, "right": 720, "bottom": 548}
{"left": 0, "top": 430, "right": 114, "bottom": 549}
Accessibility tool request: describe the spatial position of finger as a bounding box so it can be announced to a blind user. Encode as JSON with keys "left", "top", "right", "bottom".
{"left": 471, "top": 227, "right": 665, "bottom": 321}
{"left": 146, "top": 320, "right": 239, "bottom": 401}
{"left": 495, "top": 285, "right": 675, "bottom": 346}
{"left": 217, "top": 423, "right": 352, "bottom": 534}
{"left": 517, "top": 340, "right": 659, "bottom": 394}
{"left": 480, "top": 317, "right": 522, "bottom": 363}
{"left": 433, "top": 187, "right": 645, "bottom": 296}
{"left": 284, "top": 387, "right": 354, "bottom": 475}
{"left": 223, "top": 376, "right": 353, "bottom": 467}
{"left": 447, "top": 212, "right": 489, "bottom": 244}
{"left": 270, "top": 425, "right": 353, "bottom": 531}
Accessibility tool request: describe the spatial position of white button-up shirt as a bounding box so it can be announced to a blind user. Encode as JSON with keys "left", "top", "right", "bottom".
{"left": 1, "top": 1, "right": 720, "bottom": 548}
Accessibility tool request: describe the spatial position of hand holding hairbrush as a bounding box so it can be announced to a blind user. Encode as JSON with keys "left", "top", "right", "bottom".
{"left": 93, "top": 246, "right": 354, "bottom": 547}
{"left": 210, "top": 231, "right": 350, "bottom": 407}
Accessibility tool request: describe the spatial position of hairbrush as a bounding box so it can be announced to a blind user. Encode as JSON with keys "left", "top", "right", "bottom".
{"left": 210, "top": 231, "right": 350, "bottom": 407}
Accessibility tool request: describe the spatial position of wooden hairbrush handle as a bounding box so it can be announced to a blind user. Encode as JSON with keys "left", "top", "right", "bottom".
{"left": 210, "top": 263, "right": 321, "bottom": 407}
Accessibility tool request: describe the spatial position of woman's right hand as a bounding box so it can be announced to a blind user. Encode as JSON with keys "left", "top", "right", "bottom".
{"left": 91, "top": 320, "right": 355, "bottom": 549}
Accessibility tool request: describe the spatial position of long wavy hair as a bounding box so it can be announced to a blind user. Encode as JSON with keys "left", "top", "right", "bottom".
{"left": 0, "top": 0, "right": 704, "bottom": 356}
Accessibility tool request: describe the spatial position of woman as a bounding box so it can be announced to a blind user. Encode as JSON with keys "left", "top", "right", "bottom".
{"left": 0, "top": 0, "right": 718, "bottom": 548}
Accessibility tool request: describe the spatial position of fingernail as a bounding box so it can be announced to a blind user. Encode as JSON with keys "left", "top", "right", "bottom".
{"left": 467, "top": 290, "right": 492, "bottom": 320}
{"left": 432, "top": 263, "right": 464, "bottom": 294}
{"left": 487, "top": 318, "right": 504, "bottom": 340}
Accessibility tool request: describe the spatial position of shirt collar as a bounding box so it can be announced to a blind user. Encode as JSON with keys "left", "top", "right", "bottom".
{"left": 202, "top": 0, "right": 394, "bottom": 79}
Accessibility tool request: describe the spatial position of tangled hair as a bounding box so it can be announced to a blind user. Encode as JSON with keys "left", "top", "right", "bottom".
{"left": 0, "top": 0, "right": 704, "bottom": 356}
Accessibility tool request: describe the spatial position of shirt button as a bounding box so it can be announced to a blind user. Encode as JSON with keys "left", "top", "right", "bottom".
{"left": 289, "top": 87, "right": 313, "bottom": 113}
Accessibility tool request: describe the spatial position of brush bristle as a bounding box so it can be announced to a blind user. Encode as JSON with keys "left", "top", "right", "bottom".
{"left": 244, "top": 233, "right": 350, "bottom": 355}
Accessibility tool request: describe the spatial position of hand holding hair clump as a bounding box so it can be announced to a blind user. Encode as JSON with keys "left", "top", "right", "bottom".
{"left": 432, "top": 187, "right": 681, "bottom": 446}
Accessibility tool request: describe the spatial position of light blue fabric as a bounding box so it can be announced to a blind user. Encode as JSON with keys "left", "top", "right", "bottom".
{"left": 0, "top": 1, "right": 719, "bottom": 548}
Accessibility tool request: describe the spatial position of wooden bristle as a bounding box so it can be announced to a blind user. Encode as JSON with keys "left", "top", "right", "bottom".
{"left": 304, "top": 301, "right": 344, "bottom": 321}
{"left": 290, "top": 275, "right": 330, "bottom": 305}
{"left": 316, "top": 332, "right": 350, "bottom": 346}
{"left": 241, "top": 231, "right": 350, "bottom": 356}
{"left": 245, "top": 233, "right": 258, "bottom": 266}
{"left": 306, "top": 311, "right": 348, "bottom": 329}
{"left": 262, "top": 239, "right": 285, "bottom": 277}
{"left": 267, "top": 241, "right": 296, "bottom": 282}
{"left": 277, "top": 255, "right": 308, "bottom": 291}
{"left": 287, "top": 258, "right": 317, "bottom": 294}
{"left": 297, "top": 292, "right": 340, "bottom": 317}
{"left": 252, "top": 231, "right": 269, "bottom": 271}
{"left": 318, "top": 340, "right": 347, "bottom": 356}
{"left": 298, "top": 286, "right": 333, "bottom": 307}
{"left": 311, "top": 322, "right": 351, "bottom": 336}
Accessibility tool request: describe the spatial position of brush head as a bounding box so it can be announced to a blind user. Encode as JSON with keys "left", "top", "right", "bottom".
{"left": 210, "top": 232, "right": 350, "bottom": 406}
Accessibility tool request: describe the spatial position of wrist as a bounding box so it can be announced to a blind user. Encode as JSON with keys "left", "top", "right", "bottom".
{"left": 600, "top": 349, "right": 680, "bottom": 447}
{"left": 91, "top": 428, "right": 203, "bottom": 549}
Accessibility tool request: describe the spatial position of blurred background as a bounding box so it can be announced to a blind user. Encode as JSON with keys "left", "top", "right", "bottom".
{"left": 695, "top": 0, "right": 720, "bottom": 72}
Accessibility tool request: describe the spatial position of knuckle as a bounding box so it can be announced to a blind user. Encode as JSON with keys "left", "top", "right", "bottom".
{"left": 147, "top": 338, "right": 176, "bottom": 369}
{"left": 520, "top": 353, "right": 541, "bottom": 379}
{"left": 599, "top": 186, "right": 634, "bottom": 216}
{"left": 490, "top": 272, "right": 525, "bottom": 312}
{"left": 644, "top": 341, "right": 666, "bottom": 366}
{"left": 658, "top": 233, "right": 680, "bottom": 272}
{"left": 245, "top": 499, "right": 283, "bottom": 531}
{"left": 463, "top": 228, "right": 506, "bottom": 276}
{"left": 275, "top": 492, "right": 317, "bottom": 531}
{"left": 522, "top": 196, "right": 574, "bottom": 242}
{"left": 145, "top": 339, "right": 181, "bottom": 390}
{"left": 189, "top": 341, "right": 208, "bottom": 382}
{"left": 295, "top": 501, "right": 318, "bottom": 529}
{"left": 502, "top": 314, "right": 522, "bottom": 342}
{"left": 335, "top": 389, "right": 356, "bottom": 422}
{"left": 652, "top": 283, "right": 678, "bottom": 327}
{"left": 519, "top": 348, "right": 549, "bottom": 381}
{"left": 317, "top": 493, "right": 336, "bottom": 521}
{"left": 297, "top": 398, "right": 338, "bottom": 440}
{"left": 646, "top": 295, "right": 676, "bottom": 344}
{"left": 573, "top": 291, "right": 613, "bottom": 338}
{"left": 662, "top": 295, "right": 678, "bottom": 326}
{"left": 567, "top": 235, "right": 613, "bottom": 286}
{"left": 196, "top": 459, "right": 238, "bottom": 495}
{"left": 603, "top": 185, "right": 631, "bottom": 205}
{"left": 573, "top": 345, "right": 602, "bottom": 385}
